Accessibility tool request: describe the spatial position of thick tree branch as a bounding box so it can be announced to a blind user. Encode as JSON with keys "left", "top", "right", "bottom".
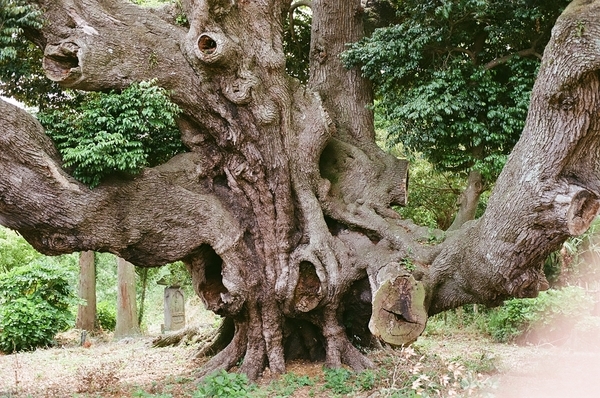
{"left": 35, "top": 0, "right": 189, "bottom": 91}
{"left": 426, "top": 0, "right": 600, "bottom": 313}
{"left": 0, "top": 99, "right": 244, "bottom": 266}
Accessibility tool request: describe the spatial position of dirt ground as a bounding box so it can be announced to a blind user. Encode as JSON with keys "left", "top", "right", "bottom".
{"left": 493, "top": 349, "right": 600, "bottom": 398}
{"left": 0, "top": 333, "right": 200, "bottom": 397}
{"left": 1, "top": 327, "right": 600, "bottom": 397}
{"left": 491, "top": 321, "right": 600, "bottom": 397}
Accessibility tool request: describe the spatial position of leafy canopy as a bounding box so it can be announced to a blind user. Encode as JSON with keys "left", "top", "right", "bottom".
{"left": 344, "top": 0, "right": 569, "bottom": 179}
{"left": 0, "top": 0, "right": 70, "bottom": 110}
{"left": 38, "top": 81, "right": 186, "bottom": 187}
{"left": 0, "top": 1, "right": 186, "bottom": 187}
{"left": 0, "top": 0, "right": 42, "bottom": 61}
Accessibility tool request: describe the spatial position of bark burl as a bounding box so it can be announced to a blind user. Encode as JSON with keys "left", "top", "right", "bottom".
{"left": 1, "top": 0, "right": 600, "bottom": 379}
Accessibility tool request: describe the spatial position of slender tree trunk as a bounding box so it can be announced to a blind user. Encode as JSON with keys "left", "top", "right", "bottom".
{"left": 76, "top": 251, "right": 96, "bottom": 331}
{"left": 447, "top": 170, "right": 485, "bottom": 231}
{"left": 137, "top": 267, "right": 149, "bottom": 327}
{"left": 115, "top": 257, "right": 139, "bottom": 339}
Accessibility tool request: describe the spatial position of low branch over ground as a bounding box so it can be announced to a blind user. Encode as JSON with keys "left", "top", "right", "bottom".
{"left": 0, "top": 99, "right": 244, "bottom": 265}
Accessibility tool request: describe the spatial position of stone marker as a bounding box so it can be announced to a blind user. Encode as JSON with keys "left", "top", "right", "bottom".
{"left": 164, "top": 286, "right": 185, "bottom": 332}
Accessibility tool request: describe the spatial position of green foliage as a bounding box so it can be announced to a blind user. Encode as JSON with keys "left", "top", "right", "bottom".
{"left": 538, "top": 217, "right": 600, "bottom": 287}
{"left": 542, "top": 250, "right": 563, "bottom": 286}
{"left": 93, "top": 253, "right": 118, "bottom": 309}
{"left": 97, "top": 300, "right": 117, "bottom": 331}
{"left": 0, "top": 1, "right": 81, "bottom": 110}
{"left": 283, "top": 6, "right": 311, "bottom": 83}
{"left": 0, "top": 1, "right": 70, "bottom": 111}
{"left": 0, "top": 259, "right": 76, "bottom": 353}
{"left": 0, "top": 0, "right": 42, "bottom": 61}
{"left": 0, "top": 41, "right": 75, "bottom": 110}
{"left": 344, "top": 0, "right": 569, "bottom": 180}
{"left": 133, "top": 389, "right": 173, "bottom": 398}
{"left": 400, "top": 256, "right": 416, "bottom": 272}
{"left": 397, "top": 154, "right": 465, "bottom": 229}
{"left": 558, "top": 217, "right": 600, "bottom": 285}
{"left": 39, "top": 80, "right": 185, "bottom": 187}
{"left": 486, "top": 286, "right": 594, "bottom": 342}
{"left": 0, "top": 226, "right": 43, "bottom": 273}
{"left": 266, "top": 372, "right": 314, "bottom": 397}
{"left": 486, "top": 299, "right": 531, "bottom": 342}
{"left": 194, "top": 370, "right": 255, "bottom": 397}
{"left": 154, "top": 261, "right": 190, "bottom": 287}
{"left": 323, "top": 367, "right": 353, "bottom": 395}
{"left": 355, "top": 369, "right": 376, "bottom": 391}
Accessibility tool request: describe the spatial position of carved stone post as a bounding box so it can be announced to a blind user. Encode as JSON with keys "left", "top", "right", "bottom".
{"left": 164, "top": 286, "right": 186, "bottom": 332}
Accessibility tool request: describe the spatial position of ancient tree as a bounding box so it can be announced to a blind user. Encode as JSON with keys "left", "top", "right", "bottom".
{"left": 2, "top": 0, "right": 600, "bottom": 379}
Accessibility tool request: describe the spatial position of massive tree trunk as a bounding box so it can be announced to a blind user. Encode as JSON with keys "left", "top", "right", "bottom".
{"left": 1, "top": 0, "right": 600, "bottom": 379}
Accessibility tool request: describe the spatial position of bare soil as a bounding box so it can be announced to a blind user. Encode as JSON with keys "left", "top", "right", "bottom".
{"left": 1, "top": 325, "right": 600, "bottom": 397}
{"left": 0, "top": 332, "right": 201, "bottom": 397}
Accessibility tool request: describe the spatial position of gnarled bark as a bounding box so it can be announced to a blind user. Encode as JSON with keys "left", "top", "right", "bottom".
{"left": 1, "top": 0, "right": 600, "bottom": 379}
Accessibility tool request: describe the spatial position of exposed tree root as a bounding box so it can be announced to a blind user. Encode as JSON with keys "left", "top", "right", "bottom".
{"left": 196, "top": 321, "right": 247, "bottom": 379}
{"left": 322, "top": 310, "right": 374, "bottom": 371}
{"left": 195, "top": 317, "right": 235, "bottom": 358}
{"left": 151, "top": 326, "right": 207, "bottom": 348}
{"left": 151, "top": 317, "right": 235, "bottom": 364}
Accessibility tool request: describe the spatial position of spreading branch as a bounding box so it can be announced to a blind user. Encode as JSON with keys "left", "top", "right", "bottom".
{"left": 0, "top": 99, "right": 244, "bottom": 265}
{"left": 484, "top": 47, "right": 543, "bottom": 70}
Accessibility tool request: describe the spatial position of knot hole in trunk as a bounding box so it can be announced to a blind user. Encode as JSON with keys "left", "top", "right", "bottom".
{"left": 194, "top": 32, "right": 230, "bottom": 64}
{"left": 293, "top": 261, "right": 323, "bottom": 313}
{"left": 198, "top": 35, "right": 217, "bottom": 54}
{"left": 186, "top": 245, "right": 240, "bottom": 315}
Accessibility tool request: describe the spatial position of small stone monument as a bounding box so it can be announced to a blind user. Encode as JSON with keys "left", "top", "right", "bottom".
{"left": 158, "top": 276, "right": 186, "bottom": 332}
{"left": 164, "top": 286, "right": 185, "bottom": 331}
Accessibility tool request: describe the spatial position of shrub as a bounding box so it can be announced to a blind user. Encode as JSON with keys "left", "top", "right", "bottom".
{"left": 323, "top": 367, "right": 353, "bottom": 395}
{"left": 0, "top": 226, "right": 43, "bottom": 273}
{"left": 487, "top": 286, "right": 594, "bottom": 343}
{"left": 0, "top": 260, "right": 76, "bottom": 353}
{"left": 97, "top": 301, "right": 117, "bottom": 331}
{"left": 193, "top": 370, "right": 255, "bottom": 397}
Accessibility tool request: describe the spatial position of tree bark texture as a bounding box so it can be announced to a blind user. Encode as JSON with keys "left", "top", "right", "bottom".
{"left": 1, "top": 0, "right": 599, "bottom": 378}
{"left": 76, "top": 250, "right": 96, "bottom": 331}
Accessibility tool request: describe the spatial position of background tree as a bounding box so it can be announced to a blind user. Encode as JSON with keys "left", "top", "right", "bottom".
{"left": 0, "top": 0, "right": 41, "bottom": 61}
{"left": 343, "top": 0, "right": 571, "bottom": 228}
{"left": 115, "top": 257, "right": 140, "bottom": 338}
{"left": 2, "top": 0, "right": 600, "bottom": 381}
{"left": 0, "top": 0, "right": 73, "bottom": 109}
{"left": 75, "top": 250, "right": 96, "bottom": 331}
